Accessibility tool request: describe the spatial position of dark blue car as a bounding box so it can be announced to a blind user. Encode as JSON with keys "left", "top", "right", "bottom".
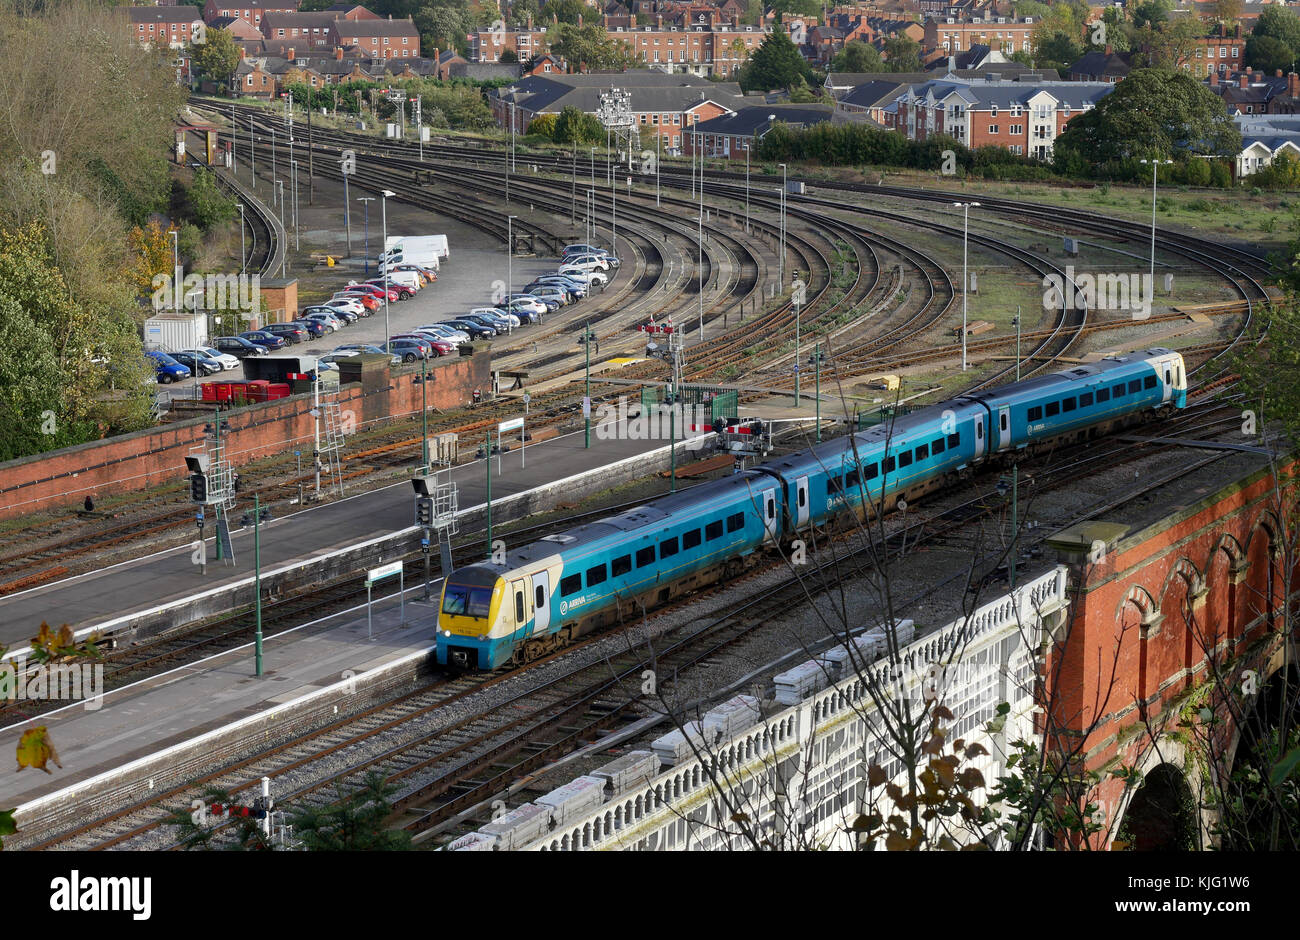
{"left": 239, "top": 330, "right": 287, "bottom": 350}
{"left": 146, "top": 351, "right": 191, "bottom": 384}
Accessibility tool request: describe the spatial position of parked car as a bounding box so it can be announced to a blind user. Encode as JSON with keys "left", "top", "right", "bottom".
{"left": 503, "top": 295, "right": 550, "bottom": 315}
{"left": 302, "top": 310, "right": 346, "bottom": 332}
{"left": 471, "top": 306, "right": 521, "bottom": 328}
{"left": 367, "top": 270, "right": 421, "bottom": 292}
{"left": 317, "top": 351, "right": 360, "bottom": 368}
{"left": 184, "top": 347, "right": 241, "bottom": 371}
{"left": 366, "top": 278, "right": 416, "bottom": 300}
{"left": 332, "top": 291, "right": 379, "bottom": 311}
{"left": 393, "top": 332, "right": 456, "bottom": 356}
{"left": 333, "top": 343, "right": 403, "bottom": 366}
{"left": 561, "top": 243, "right": 603, "bottom": 258}
{"left": 388, "top": 337, "right": 432, "bottom": 362}
{"left": 215, "top": 336, "right": 270, "bottom": 357}
{"left": 416, "top": 323, "right": 470, "bottom": 344}
{"left": 459, "top": 312, "right": 507, "bottom": 335}
{"left": 327, "top": 298, "right": 369, "bottom": 317}
{"left": 525, "top": 285, "right": 570, "bottom": 307}
{"left": 559, "top": 265, "right": 607, "bottom": 287}
{"left": 529, "top": 275, "right": 588, "bottom": 299}
{"left": 169, "top": 350, "right": 223, "bottom": 376}
{"left": 263, "top": 322, "right": 308, "bottom": 344}
{"left": 239, "top": 330, "right": 287, "bottom": 350}
{"left": 304, "top": 305, "right": 354, "bottom": 324}
{"left": 292, "top": 319, "right": 329, "bottom": 339}
{"left": 341, "top": 283, "right": 387, "bottom": 300}
{"left": 440, "top": 319, "right": 494, "bottom": 340}
{"left": 499, "top": 301, "right": 539, "bottom": 324}
{"left": 146, "top": 350, "right": 191, "bottom": 384}
{"left": 392, "top": 264, "right": 435, "bottom": 285}
{"left": 563, "top": 254, "right": 610, "bottom": 273}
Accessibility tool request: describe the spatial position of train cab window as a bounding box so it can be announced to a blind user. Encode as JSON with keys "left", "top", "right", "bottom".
{"left": 636, "top": 545, "right": 656, "bottom": 567}
{"left": 612, "top": 554, "right": 632, "bottom": 576}
{"left": 1062, "top": 397, "right": 1077, "bottom": 413}
{"left": 586, "top": 564, "right": 607, "bottom": 587}
{"left": 1080, "top": 392, "right": 1094, "bottom": 407}
{"left": 660, "top": 537, "right": 679, "bottom": 558}
{"left": 864, "top": 463, "right": 878, "bottom": 480}
{"left": 683, "top": 529, "right": 702, "bottom": 549}
{"left": 1097, "top": 387, "right": 1110, "bottom": 403}
{"left": 947, "top": 432, "right": 960, "bottom": 448}
{"left": 515, "top": 590, "right": 525, "bottom": 623}
{"left": 1143, "top": 375, "right": 1157, "bottom": 390}
{"left": 1128, "top": 379, "right": 1142, "bottom": 394}
{"left": 705, "top": 520, "right": 724, "bottom": 540}
{"left": 536, "top": 585, "right": 546, "bottom": 609}
{"left": 767, "top": 499, "right": 775, "bottom": 520}
{"left": 915, "top": 443, "right": 929, "bottom": 461}
{"left": 1113, "top": 383, "right": 1126, "bottom": 398}
{"left": 726, "top": 512, "right": 745, "bottom": 533}
{"left": 898, "top": 451, "right": 913, "bottom": 468}
{"left": 932, "top": 437, "right": 945, "bottom": 455}
{"left": 999, "top": 412, "right": 1008, "bottom": 433}
{"left": 797, "top": 488, "right": 806, "bottom": 507}
{"left": 1045, "top": 401, "right": 1060, "bottom": 417}
{"left": 883, "top": 456, "right": 896, "bottom": 474}
{"left": 560, "top": 573, "right": 583, "bottom": 596}
{"left": 1028, "top": 406, "right": 1043, "bottom": 421}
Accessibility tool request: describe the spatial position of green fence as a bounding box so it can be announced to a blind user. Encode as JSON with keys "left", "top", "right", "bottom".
{"left": 640, "top": 385, "right": 738, "bottom": 424}
{"left": 857, "top": 404, "right": 913, "bottom": 431}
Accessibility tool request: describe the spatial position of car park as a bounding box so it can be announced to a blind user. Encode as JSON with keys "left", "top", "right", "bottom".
{"left": 215, "top": 336, "right": 269, "bottom": 357}
{"left": 169, "top": 350, "right": 224, "bottom": 376}
{"left": 239, "top": 330, "right": 287, "bottom": 350}
{"left": 146, "top": 351, "right": 191, "bottom": 383}
{"left": 184, "top": 347, "right": 241, "bottom": 371}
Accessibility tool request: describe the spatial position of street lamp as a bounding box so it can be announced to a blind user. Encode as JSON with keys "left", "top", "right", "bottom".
{"left": 953, "top": 201, "right": 980, "bottom": 372}
{"left": 778, "top": 161, "right": 787, "bottom": 288}
{"left": 507, "top": 214, "right": 517, "bottom": 303}
{"left": 236, "top": 202, "right": 246, "bottom": 272}
{"left": 590, "top": 146, "right": 596, "bottom": 184}
{"left": 358, "top": 196, "right": 374, "bottom": 275}
{"left": 381, "top": 188, "right": 395, "bottom": 352}
{"left": 697, "top": 128, "right": 704, "bottom": 339}
{"left": 170, "top": 227, "right": 179, "bottom": 311}
{"left": 1139, "top": 158, "right": 1173, "bottom": 295}
{"left": 744, "top": 140, "right": 751, "bottom": 235}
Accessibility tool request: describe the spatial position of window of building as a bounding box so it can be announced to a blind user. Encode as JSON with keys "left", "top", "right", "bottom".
{"left": 989, "top": 124, "right": 999, "bottom": 134}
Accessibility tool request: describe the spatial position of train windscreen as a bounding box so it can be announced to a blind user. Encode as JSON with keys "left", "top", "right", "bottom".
{"left": 442, "top": 584, "right": 493, "bottom": 618}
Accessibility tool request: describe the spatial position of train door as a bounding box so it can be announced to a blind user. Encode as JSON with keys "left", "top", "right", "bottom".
{"left": 1162, "top": 362, "right": 1173, "bottom": 403}
{"left": 997, "top": 406, "right": 1011, "bottom": 452}
{"left": 796, "top": 476, "right": 809, "bottom": 528}
{"left": 511, "top": 578, "right": 531, "bottom": 634}
{"left": 529, "top": 571, "right": 551, "bottom": 636}
{"left": 973, "top": 414, "right": 986, "bottom": 460}
{"left": 763, "top": 489, "right": 778, "bottom": 542}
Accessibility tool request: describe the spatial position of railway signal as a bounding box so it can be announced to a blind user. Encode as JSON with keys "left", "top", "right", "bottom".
{"left": 186, "top": 454, "right": 210, "bottom": 504}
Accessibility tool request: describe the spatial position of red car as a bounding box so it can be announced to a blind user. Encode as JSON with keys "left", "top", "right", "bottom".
{"left": 342, "top": 283, "right": 390, "bottom": 302}
{"left": 334, "top": 291, "right": 380, "bottom": 310}
{"left": 365, "top": 279, "right": 414, "bottom": 300}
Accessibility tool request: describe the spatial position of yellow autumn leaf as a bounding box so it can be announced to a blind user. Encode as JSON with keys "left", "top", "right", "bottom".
{"left": 16, "top": 727, "right": 61, "bottom": 774}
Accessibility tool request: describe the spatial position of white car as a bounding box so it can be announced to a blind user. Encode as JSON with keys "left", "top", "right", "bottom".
{"left": 418, "top": 323, "right": 471, "bottom": 344}
{"left": 182, "top": 347, "right": 240, "bottom": 371}
{"left": 302, "top": 312, "right": 344, "bottom": 332}
{"left": 559, "top": 265, "right": 608, "bottom": 287}
{"left": 470, "top": 306, "right": 522, "bottom": 327}
{"left": 560, "top": 254, "right": 609, "bottom": 273}
{"left": 326, "top": 298, "right": 366, "bottom": 317}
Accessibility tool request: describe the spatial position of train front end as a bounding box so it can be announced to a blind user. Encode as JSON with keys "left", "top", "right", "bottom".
{"left": 437, "top": 564, "right": 511, "bottom": 670}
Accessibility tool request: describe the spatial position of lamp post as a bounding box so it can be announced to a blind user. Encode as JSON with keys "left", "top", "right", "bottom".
{"left": 271, "top": 127, "right": 277, "bottom": 202}
{"left": 1139, "top": 158, "right": 1173, "bottom": 294}
{"left": 1013, "top": 306, "right": 1021, "bottom": 381}
{"left": 744, "top": 141, "right": 751, "bottom": 234}
{"left": 507, "top": 214, "right": 516, "bottom": 302}
{"left": 656, "top": 123, "right": 661, "bottom": 207}
{"left": 697, "top": 128, "right": 704, "bottom": 339}
{"left": 381, "top": 188, "right": 395, "bottom": 352}
{"left": 811, "top": 345, "right": 824, "bottom": 442}
{"left": 571, "top": 148, "right": 577, "bottom": 224}
{"left": 358, "top": 196, "right": 374, "bottom": 275}
{"left": 584, "top": 320, "right": 592, "bottom": 449}
{"left": 171, "top": 227, "right": 180, "bottom": 311}
{"left": 291, "top": 158, "right": 299, "bottom": 251}
{"left": 340, "top": 153, "right": 352, "bottom": 257}
{"left": 254, "top": 492, "right": 263, "bottom": 677}
{"left": 420, "top": 355, "right": 429, "bottom": 467}
{"left": 590, "top": 146, "right": 596, "bottom": 184}
{"left": 778, "top": 161, "right": 787, "bottom": 288}
{"left": 953, "top": 201, "right": 980, "bottom": 371}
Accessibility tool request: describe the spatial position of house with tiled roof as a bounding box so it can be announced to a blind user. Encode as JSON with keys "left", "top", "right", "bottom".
{"left": 328, "top": 15, "right": 420, "bottom": 58}
{"left": 259, "top": 10, "right": 340, "bottom": 49}
{"left": 686, "top": 104, "right": 874, "bottom": 159}
{"left": 1066, "top": 47, "right": 1132, "bottom": 83}
{"left": 124, "top": 6, "right": 203, "bottom": 48}
{"left": 1235, "top": 114, "right": 1300, "bottom": 176}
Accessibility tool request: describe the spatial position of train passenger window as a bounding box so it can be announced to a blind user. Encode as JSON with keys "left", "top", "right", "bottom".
{"left": 1143, "top": 375, "right": 1157, "bottom": 390}
{"left": 1113, "top": 383, "right": 1126, "bottom": 398}
{"left": 683, "top": 529, "right": 702, "bottom": 549}
{"left": 1062, "top": 397, "right": 1076, "bottom": 412}
{"left": 536, "top": 585, "right": 546, "bottom": 609}
{"left": 864, "top": 463, "right": 878, "bottom": 480}
{"left": 726, "top": 512, "right": 745, "bottom": 533}
{"left": 705, "top": 520, "right": 724, "bottom": 540}
{"left": 1080, "top": 392, "right": 1094, "bottom": 407}
{"left": 828, "top": 476, "right": 842, "bottom": 494}
{"left": 883, "top": 456, "right": 896, "bottom": 473}
{"left": 1046, "top": 401, "right": 1060, "bottom": 417}
{"left": 612, "top": 554, "right": 632, "bottom": 576}
{"left": 1097, "top": 387, "right": 1110, "bottom": 402}
{"left": 932, "top": 437, "right": 945, "bottom": 455}
{"left": 515, "top": 591, "right": 525, "bottom": 623}
{"left": 560, "top": 573, "right": 582, "bottom": 596}
{"left": 846, "top": 469, "right": 861, "bottom": 487}
{"left": 1128, "top": 379, "right": 1142, "bottom": 393}
{"left": 660, "top": 537, "right": 679, "bottom": 558}
{"left": 636, "top": 545, "right": 656, "bottom": 567}
{"left": 947, "top": 432, "right": 960, "bottom": 448}
{"left": 898, "top": 451, "right": 913, "bottom": 468}
{"left": 915, "top": 443, "right": 929, "bottom": 461}
{"left": 1028, "top": 406, "right": 1043, "bottom": 421}
{"left": 586, "top": 564, "right": 607, "bottom": 586}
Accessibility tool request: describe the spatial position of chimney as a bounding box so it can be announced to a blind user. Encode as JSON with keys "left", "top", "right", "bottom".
{"left": 527, "top": 14, "right": 533, "bottom": 29}
{"left": 948, "top": 54, "right": 955, "bottom": 71}
{"left": 1246, "top": 66, "right": 1252, "bottom": 74}
{"left": 1277, "top": 69, "right": 1284, "bottom": 78}
{"left": 288, "top": 46, "right": 295, "bottom": 60}
{"left": 336, "top": 45, "right": 343, "bottom": 60}
{"left": 1290, "top": 71, "right": 1300, "bottom": 97}
{"left": 1239, "top": 73, "right": 1248, "bottom": 89}
{"left": 657, "top": 13, "right": 663, "bottom": 26}
{"left": 1209, "top": 69, "right": 1218, "bottom": 86}
{"left": 578, "top": 13, "right": 583, "bottom": 26}
{"left": 1104, "top": 44, "right": 1112, "bottom": 56}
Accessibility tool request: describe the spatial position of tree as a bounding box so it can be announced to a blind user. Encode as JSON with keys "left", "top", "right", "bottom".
{"left": 552, "top": 104, "right": 604, "bottom": 144}
{"left": 788, "top": 76, "right": 819, "bottom": 102}
{"left": 769, "top": 0, "right": 823, "bottom": 18}
{"left": 1136, "top": 17, "right": 1207, "bottom": 70}
{"left": 549, "top": 21, "right": 637, "bottom": 70}
{"left": 882, "top": 35, "right": 922, "bottom": 72}
{"left": 190, "top": 26, "right": 239, "bottom": 84}
{"left": 1253, "top": 5, "right": 1300, "bottom": 54}
{"left": 830, "top": 40, "right": 884, "bottom": 73}
{"left": 1052, "top": 68, "right": 1241, "bottom": 165}
{"left": 544, "top": 0, "right": 591, "bottom": 26}
{"left": 1032, "top": 28, "right": 1082, "bottom": 71}
{"left": 1214, "top": 0, "right": 1244, "bottom": 29}
{"left": 738, "top": 30, "right": 812, "bottom": 92}
{"left": 288, "top": 772, "right": 413, "bottom": 850}
{"left": 1245, "top": 34, "right": 1295, "bottom": 74}
{"left": 526, "top": 113, "right": 558, "bottom": 138}
{"left": 1130, "top": 0, "right": 1173, "bottom": 30}
{"left": 415, "top": 2, "right": 475, "bottom": 57}
{"left": 509, "top": 0, "right": 539, "bottom": 27}
{"left": 499, "top": 47, "right": 518, "bottom": 63}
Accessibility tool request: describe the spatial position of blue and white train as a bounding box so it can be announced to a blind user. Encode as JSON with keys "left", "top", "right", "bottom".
{"left": 437, "top": 348, "right": 1187, "bottom": 669}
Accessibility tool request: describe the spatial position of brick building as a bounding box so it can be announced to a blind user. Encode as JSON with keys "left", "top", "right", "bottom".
{"left": 202, "top": 2, "right": 298, "bottom": 28}
{"left": 259, "top": 11, "right": 342, "bottom": 49}
{"left": 126, "top": 6, "right": 203, "bottom": 48}
{"left": 922, "top": 14, "right": 1036, "bottom": 56}
{"left": 327, "top": 16, "right": 421, "bottom": 58}
{"left": 686, "top": 104, "right": 847, "bottom": 159}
